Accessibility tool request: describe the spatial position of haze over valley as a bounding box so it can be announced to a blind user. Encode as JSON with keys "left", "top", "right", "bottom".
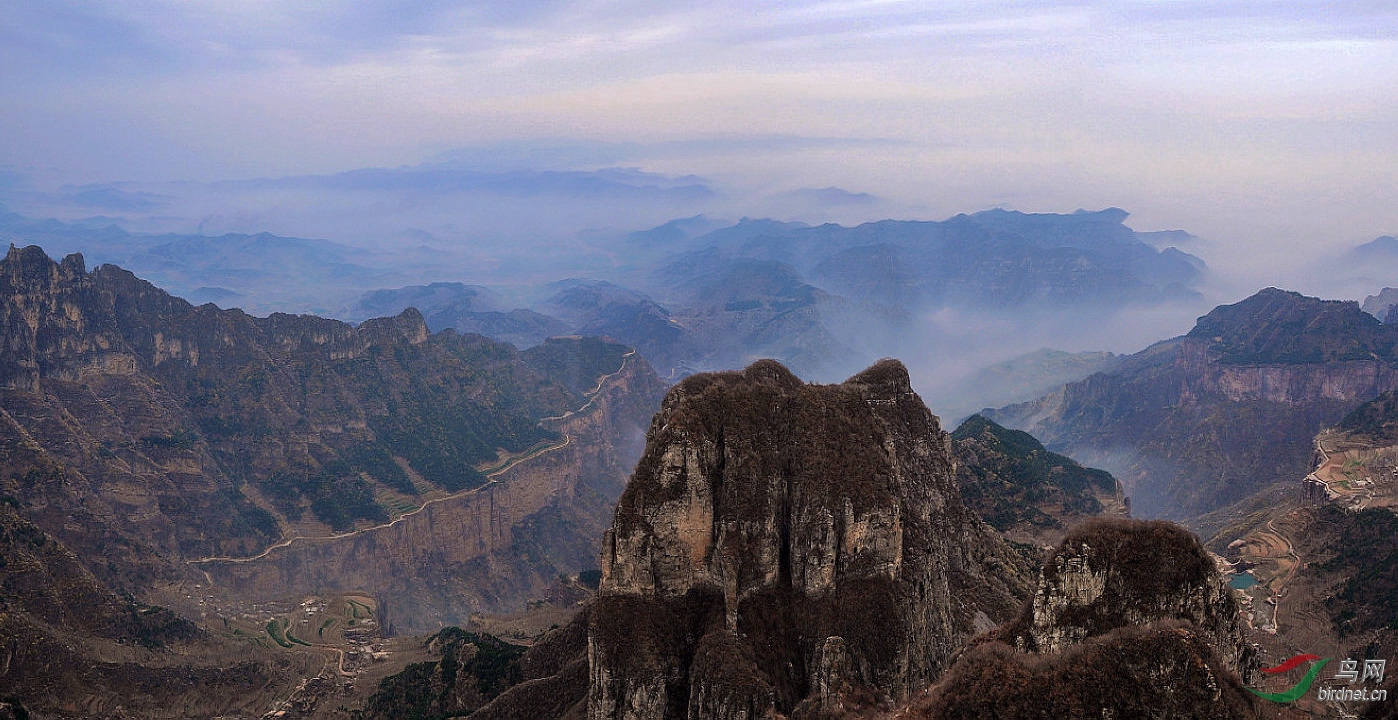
{"left": 3, "top": 1, "right": 1397, "bottom": 718}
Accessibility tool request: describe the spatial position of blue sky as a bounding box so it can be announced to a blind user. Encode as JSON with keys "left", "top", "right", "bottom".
{"left": 2, "top": 1, "right": 1395, "bottom": 274}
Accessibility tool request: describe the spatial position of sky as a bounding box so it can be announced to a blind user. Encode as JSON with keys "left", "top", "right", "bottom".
{"left": 2, "top": 0, "right": 1396, "bottom": 285}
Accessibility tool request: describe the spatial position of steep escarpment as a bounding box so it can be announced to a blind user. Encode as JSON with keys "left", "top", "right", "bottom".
{"left": 0, "top": 244, "right": 669, "bottom": 711}
{"left": 990, "top": 288, "right": 1398, "bottom": 520}
{"left": 202, "top": 346, "right": 664, "bottom": 629}
{"left": 588, "top": 359, "right": 1034, "bottom": 719}
{"left": 905, "top": 519, "right": 1262, "bottom": 719}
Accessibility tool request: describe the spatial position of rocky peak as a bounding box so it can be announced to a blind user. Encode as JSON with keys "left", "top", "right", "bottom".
{"left": 357, "top": 306, "right": 430, "bottom": 345}
{"left": 590, "top": 359, "right": 1030, "bottom": 719}
{"left": 1010, "top": 519, "right": 1253, "bottom": 675}
{"left": 3, "top": 244, "right": 83, "bottom": 282}
{"left": 1187, "top": 287, "right": 1396, "bottom": 365}
{"left": 907, "top": 518, "right": 1260, "bottom": 719}
{"left": 1362, "top": 286, "right": 1398, "bottom": 323}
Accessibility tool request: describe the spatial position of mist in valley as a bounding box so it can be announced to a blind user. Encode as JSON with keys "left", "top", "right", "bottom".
{"left": 3, "top": 147, "right": 1391, "bottom": 429}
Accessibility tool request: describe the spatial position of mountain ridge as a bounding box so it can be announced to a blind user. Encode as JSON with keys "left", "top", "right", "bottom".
{"left": 988, "top": 287, "right": 1398, "bottom": 520}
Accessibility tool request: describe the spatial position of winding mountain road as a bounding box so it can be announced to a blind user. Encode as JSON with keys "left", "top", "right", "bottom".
{"left": 189, "top": 349, "right": 634, "bottom": 566}
{"left": 1263, "top": 518, "right": 1301, "bottom": 633}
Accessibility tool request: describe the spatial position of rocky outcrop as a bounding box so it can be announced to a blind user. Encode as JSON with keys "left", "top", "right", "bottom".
{"left": 1361, "top": 286, "right": 1398, "bottom": 323}
{"left": 907, "top": 623, "right": 1260, "bottom": 720}
{"left": 905, "top": 519, "right": 1261, "bottom": 719}
{"left": 1009, "top": 519, "right": 1253, "bottom": 675}
{"left": 588, "top": 359, "right": 1033, "bottom": 719}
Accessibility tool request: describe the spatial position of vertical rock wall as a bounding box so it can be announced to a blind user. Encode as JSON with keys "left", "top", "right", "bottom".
{"left": 588, "top": 359, "right": 1032, "bottom": 719}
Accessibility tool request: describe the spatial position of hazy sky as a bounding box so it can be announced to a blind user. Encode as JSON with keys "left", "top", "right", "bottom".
{"left": 2, "top": 1, "right": 1395, "bottom": 276}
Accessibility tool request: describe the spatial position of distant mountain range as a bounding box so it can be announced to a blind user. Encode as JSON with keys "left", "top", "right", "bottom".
{"left": 989, "top": 288, "right": 1398, "bottom": 521}
{"left": 684, "top": 207, "right": 1206, "bottom": 308}
{"left": 350, "top": 208, "right": 1210, "bottom": 390}
{"left": 2, "top": 206, "right": 1210, "bottom": 397}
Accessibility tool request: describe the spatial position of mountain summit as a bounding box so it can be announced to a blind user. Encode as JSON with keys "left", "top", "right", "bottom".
{"left": 588, "top": 359, "right": 1032, "bottom": 718}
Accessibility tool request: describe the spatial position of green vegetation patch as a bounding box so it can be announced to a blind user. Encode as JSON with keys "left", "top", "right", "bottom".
{"left": 346, "top": 599, "right": 372, "bottom": 619}
{"left": 361, "top": 628, "right": 527, "bottom": 720}
{"left": 137, "top": 429, "right": 198, "bottom": 450}
{"left": 343, "top": 444, "right": 417, "bottom": 496}
{"left": 952, "top": 414, "right": 1116, "bottom": 531}
{"left": 283, "top": 626, "right": 311, "bottom": 647}
{"left": 266, "top": 618, "right": 293, "bottom": 648}
{"left": 259, "top": 465, "right": 388, "bottom": 532}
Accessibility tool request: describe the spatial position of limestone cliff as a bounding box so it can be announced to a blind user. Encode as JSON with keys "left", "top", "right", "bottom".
{"left": 588, "top": 359, "right": 1033, "bottom": 719}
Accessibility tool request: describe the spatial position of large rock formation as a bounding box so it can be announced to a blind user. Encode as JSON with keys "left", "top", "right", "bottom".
{"left": 1009, "top": 519, "right": 1252, "bottom": 672}
{"left": 907, "top": 519, "right": 1261, "bottom": 719}
{"left": 588, "top": 359, "right": 1033, "bottom": 719}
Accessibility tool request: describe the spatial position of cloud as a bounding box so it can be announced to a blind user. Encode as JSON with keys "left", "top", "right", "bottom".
{"left": 1, "top": 0, "right": 1394, "bottom": 281}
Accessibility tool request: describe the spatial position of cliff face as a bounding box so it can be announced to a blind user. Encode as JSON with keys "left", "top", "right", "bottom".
{"left": 203, "top": 350, "right": 664, "bottom": 628}
{"left": 0, "top": 244, "right": 666, "bottom": 629}
{"left": 909, "top": 519, "right": 1261, "bottom": 720}
{"left": 989, "top": 289, "right": 1398, "bottom": 520}
{"left": 588, "top": 359, "right": 1033, "bottom": 719}
{"left": 1010, "top": 519, "right": 1252, "bottom": 673}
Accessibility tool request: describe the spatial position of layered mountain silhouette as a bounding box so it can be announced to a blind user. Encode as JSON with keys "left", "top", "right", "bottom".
{"left": 1, "top": 205, "right": 1210, "bottom": 400}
